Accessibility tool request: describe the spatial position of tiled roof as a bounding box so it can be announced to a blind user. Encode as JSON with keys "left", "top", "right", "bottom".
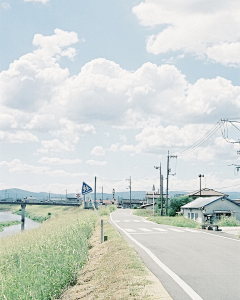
{"left": 185, "top": 188, "right": 228, "bottom": 197}
{"left": 181, "top": 196, "right": 232, "bottom": 209}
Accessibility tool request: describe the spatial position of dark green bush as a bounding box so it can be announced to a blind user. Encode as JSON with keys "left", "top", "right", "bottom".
{"left": 168, "top": 196, "right": 193, "bottom": 216}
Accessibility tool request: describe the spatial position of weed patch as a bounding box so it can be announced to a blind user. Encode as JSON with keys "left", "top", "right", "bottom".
{"left": 0, "top": 220, "right": 21, "bottom": 231}
{"left": 134, "top": 209, "right": 200, "bottom": 228}
{"left": 216, "top": 216, "right": 240, "bottom": 226}
{"left": 59, "top": 214, "right": 171, "bottom": 300}
{"left": 0, "top": 208, "right": 97, "bottom": 300}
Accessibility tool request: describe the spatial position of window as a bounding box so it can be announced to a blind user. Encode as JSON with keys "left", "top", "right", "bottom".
{"left": 191, "top": 213, "right": 194, "bottom": 219}
{"left": 188, "top": 213, "right": 190, "bottom": 218}
{"left": 195, "top": 213, "right": 198, "bottom": 220}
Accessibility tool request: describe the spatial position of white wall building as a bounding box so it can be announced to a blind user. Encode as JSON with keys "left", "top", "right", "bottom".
{"left": 181, "top": 196, "right": 240, "bottom": 224}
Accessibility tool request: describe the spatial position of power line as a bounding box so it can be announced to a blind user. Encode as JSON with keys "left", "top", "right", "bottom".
{"left": 178, "top": 121, "right": 222, "bottom": 157}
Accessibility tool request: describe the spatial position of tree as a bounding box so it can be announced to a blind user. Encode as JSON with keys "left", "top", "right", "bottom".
{"left": 168, "top": 196, "right": 193, "bottom": 216}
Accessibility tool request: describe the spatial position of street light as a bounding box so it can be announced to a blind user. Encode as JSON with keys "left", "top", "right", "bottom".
{"left": 152, "top": 184, "right": 155, "bottom": 217}
{"left": 198, "top": 174, "right": 204, "bottom": 196}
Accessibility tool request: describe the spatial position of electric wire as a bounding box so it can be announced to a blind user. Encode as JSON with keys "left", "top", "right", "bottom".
{"left": 178, "top": 121, "right": 222, "bottom": 157}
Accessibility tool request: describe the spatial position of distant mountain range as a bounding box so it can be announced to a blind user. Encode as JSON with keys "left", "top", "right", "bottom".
{"left": 1, "top": 188, "right": 240, "bottom": 201}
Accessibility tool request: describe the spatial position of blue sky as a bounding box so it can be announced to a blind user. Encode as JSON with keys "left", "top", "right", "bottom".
{"left": 1, "top": 0, "right": 240, "bottom": 195}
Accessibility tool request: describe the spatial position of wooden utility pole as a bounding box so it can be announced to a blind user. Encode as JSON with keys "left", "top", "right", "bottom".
{"left": 166, "top": 151, "right": 170, "bottom": 216}
{"left": 166, "top": 151, "right": 177, "bottom": 216}
{"left": 94, "top": 176, "right": 97, "bottom": 205}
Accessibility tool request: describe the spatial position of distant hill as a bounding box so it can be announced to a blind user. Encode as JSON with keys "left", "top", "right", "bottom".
{"left": 1, "top": 188, "right": 239, "bottom": 201}
{"left": 0, "top": 188, "right": 68, "bottom": 200}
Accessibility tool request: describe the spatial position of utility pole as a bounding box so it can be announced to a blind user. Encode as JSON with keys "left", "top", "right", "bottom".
{"left": 130, "top": 176, "right": 131, "bottom": 208}
{"left": 199, "top": 174, "right": 204, "bottom": 196}
{"left": 94, "top": 176, "right": 97, "bottom": 204}
{"left": 152, "top": 184, "right": 155, "bottom": 216}
{"left": 160, "top": 170, "right": 163, "bottom": 216}
{"left": 154, "top": 163, "right": 164, "bottom": 215}
{"left": 166, "top": 151, "right": 177, "bottom": 216}
{"left": 166, "top": 151, "right": 169, "bottom": 216}
{"left": 102, "top": 186, "right": 103, "bottom": 202}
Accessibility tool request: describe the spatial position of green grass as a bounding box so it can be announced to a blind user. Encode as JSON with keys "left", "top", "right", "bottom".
{"left": 0, "top": 208, "right": 97, "bottom": 300}
{"left": 98, "top": 204, "right": 117, "bottom": 216}
{"left": 0, "top": 220, "right": 21, "bottom": 231}
{"left": 216, "top": 216, "right": 240, "bottom": 227}
{"left": 134, "top": 209, "right": 200, "bottom": 228}
{"left": 13, "top": 208, "right": 52, "bottom": 223}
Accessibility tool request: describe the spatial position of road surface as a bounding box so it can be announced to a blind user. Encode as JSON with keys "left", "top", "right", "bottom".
{"left": 110, "top": 209, "right": 240, "bottom": 300}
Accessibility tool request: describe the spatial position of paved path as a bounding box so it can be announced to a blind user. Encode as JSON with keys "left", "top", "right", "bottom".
{"left": 110, "top": 209, "right": 240, "bottom": 300}
{"left": 220, "top": 226, "right": 240, "bottom": 237}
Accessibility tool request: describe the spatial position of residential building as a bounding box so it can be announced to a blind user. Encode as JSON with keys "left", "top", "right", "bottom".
{"left": 185, "top": 188, "right": 228, "bottom": 199}
{"left": 181, "top": 196, "right": 240, "bottom": 224}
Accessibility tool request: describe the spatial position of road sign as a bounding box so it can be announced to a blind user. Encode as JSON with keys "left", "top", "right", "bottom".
{"left": 82, "top": 182, "right": 93, "bottom": 195}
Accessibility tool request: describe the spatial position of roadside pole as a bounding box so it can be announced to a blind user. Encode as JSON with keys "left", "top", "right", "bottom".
{"left": 21, "top": 204, "right": 26, "bottom": 231}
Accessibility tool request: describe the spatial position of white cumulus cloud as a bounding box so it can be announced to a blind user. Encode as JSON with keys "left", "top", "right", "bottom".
{"left": 132, "top": 0, "right": 240, "bottom": 66}
{"left": 86, "top": 160, "right": 107, "bottom": 166}
{"left": 90, "top": 146, "right": 106, "bottom": 156}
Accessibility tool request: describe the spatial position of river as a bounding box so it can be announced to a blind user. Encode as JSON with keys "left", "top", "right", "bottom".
{"left": 0, "top": 211, "right": 40, "bottom": 238}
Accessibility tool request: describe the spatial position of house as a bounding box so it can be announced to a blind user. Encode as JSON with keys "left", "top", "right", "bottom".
{"left": 145, "top": 191, "right": 166, "bottom": 204}
{"left": 181, "top": 196, "right": 240, "bottom": 224}
{"left": 118, "top": 198, "right": 145, "bottom": 208}
{"left": 139, "top": 202, "right": 157, "bottom": 210}
{"left": 185, "top": 188, "right": 228, "bottom": 199}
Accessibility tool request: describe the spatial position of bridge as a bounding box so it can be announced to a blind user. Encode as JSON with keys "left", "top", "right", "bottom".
{"left": 0, "top": 198, "right": 82, "bottom": 230}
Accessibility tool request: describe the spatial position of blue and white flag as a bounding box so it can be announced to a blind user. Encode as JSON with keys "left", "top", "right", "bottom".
{"left": 82, "top": 182, "right": 93, "bottom": 195}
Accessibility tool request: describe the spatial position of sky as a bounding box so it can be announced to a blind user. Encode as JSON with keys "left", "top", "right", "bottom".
{"left": 1, "top": 0, "right": 240, "bottom": 196}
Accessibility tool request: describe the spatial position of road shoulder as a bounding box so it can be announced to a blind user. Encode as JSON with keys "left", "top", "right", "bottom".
{"left": 58, "top": 216, "right": 172, "bottom": 300}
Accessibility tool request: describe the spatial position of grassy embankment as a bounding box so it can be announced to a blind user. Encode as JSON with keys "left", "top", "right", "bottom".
{"left": 0, "top": 206, "right": 97, "bottom": 300}
{"left": 60, "top": 206, "right": 169, "bottom": 300}
{"left": 134, "top": 209, "right": 200, "bottom": 228}
{"left": 0, "top": 205, "right": 169, "bottom": 300}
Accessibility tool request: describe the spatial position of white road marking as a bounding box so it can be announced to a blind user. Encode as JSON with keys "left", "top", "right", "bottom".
{"left": 133, "top": 220, "right": 141, "bottom": 222}
{"left": 114, "top": 220, "right": 120, "bottom": 223}
{"left": 139, "top": 228, "right": 152, "bottom": 232}
{"left": 125, "top": 229, "right": 136, "bottom": 233}
{"left": 124, "top": 220, "right": 130, "bottom": 222}
{"left": 153, "top": 228, "right": 168, "bottom": 232}
{"left": 184, "top": 229, "right": 199, "bottom": 233}
{"left": 111, "top": 212, "right": 203, "bottom": 300}
{"left": 168, "top": 228, "right": 184, "bottom": 232}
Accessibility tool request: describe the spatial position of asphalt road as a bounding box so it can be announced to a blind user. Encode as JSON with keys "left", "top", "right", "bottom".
{"left": 110, "top": 209, "right": 240, "bottom": 300}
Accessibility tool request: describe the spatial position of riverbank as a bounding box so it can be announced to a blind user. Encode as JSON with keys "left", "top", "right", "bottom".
{"left": 0, "top": 207, "right": 97, "bottom": 299}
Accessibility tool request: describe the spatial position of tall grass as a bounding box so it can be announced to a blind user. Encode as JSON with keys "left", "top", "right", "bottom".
{"left": 134, "top": 209, "right": 199, "bottom": 228}
{"left": 216, "top": 216, "right": 240, "bottom": 227}
{"left": 0, "top": 208, "right": 97, "bottom": 300}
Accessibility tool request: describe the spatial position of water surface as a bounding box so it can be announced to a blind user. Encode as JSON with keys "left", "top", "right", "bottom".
{"left": 0, "top": 211, "right": 40, "bottom": 237}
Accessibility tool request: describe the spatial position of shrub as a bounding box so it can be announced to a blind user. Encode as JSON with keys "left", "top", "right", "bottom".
{"left": 216, "top": 216, "right": 240, "bottom": 227}
{"left": 168, "top": 196, "right": 193, "bottom": 216}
